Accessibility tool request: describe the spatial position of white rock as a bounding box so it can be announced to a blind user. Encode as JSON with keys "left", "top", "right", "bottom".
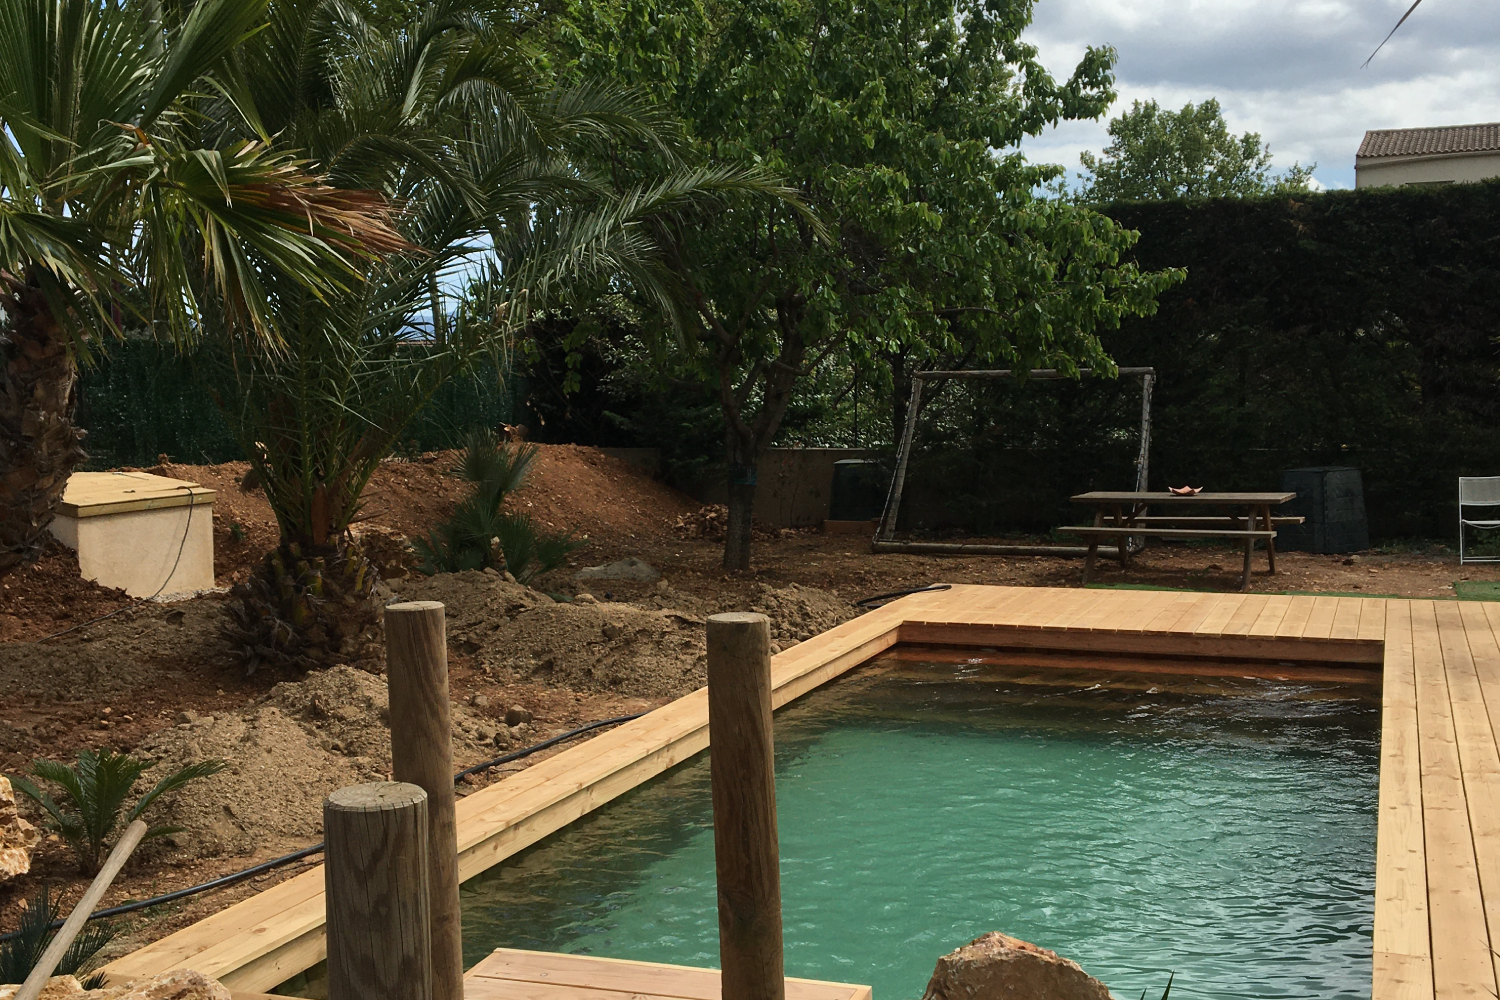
{"left": 573, "top": 558, "right": 660, "bottom": 582}
{"left": 0, "top": 776, "right": 39, "bottom": 880}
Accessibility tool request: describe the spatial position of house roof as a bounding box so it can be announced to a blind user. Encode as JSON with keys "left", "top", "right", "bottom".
{"left": 1358, "top": 122, "right": 1500, "bottom": 159}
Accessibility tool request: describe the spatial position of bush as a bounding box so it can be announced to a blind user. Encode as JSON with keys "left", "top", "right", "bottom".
{"left": 9, "top": 748, "right": 225, "bottom": 875}
{"left": 413, "top": 429, "right": 584, "bottom": 584}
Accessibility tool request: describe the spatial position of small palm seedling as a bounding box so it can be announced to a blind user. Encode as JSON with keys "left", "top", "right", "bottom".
{"left": 1138, "top": 972, "right": 1174, "bottom": 1000}
{"left": 9, "top": 748, "right": 226, "bottom": 875}
{"left": 0, "top": 887, "right": 116, "bottom": 987}
{"left": 414, "top": 429, "right": 583, "bottom": 584}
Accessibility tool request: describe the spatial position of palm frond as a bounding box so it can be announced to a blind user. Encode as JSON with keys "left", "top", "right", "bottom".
{"left": 1363, "top": 0, "right": 1424, "bottom": 67}
{"left": 129, "top": 759, "right": 228, "bottom": 823}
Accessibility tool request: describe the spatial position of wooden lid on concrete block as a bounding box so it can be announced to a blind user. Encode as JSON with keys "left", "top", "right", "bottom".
{"left": 58, "top": 472, "right": 216, "bottom": 518}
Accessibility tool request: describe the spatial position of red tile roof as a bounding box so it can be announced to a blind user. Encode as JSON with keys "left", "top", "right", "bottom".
{"left": 1358, "top": 122, "right": 1500, "bottom": 159}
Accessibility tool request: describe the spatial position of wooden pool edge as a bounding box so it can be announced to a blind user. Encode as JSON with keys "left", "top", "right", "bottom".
{"left": 101, "top": 585, "right": 1495, "bottom": 1000}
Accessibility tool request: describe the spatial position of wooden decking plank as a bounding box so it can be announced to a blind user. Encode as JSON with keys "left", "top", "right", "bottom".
{"left": 1361, "top": 599, "right": 1391, "bottom": 643}
{"left": 1220, "top": 594, "right": 1272, "bottom": 636}
{"left": 1330, "top": 598, "right": 1364, "bottom": 640}
{"left": 1374, "top": 601, "right": 1434, "bottom": 1000}
{"left": 466, "top": 949, "right": 869, "bottom": 1000}
{"left": 1246, "top": 594, "right": 1294, "bottom": 637}
{"left": 1410, "top": 601, "right": 1495, "bottom": 1000}
{"left": 1165, "top": 592, "right": 1226, "bottom": 635}
{"left": 1274, "top": 595, "right": 1315, "bottom": 638}
{"left": 1041, "top": 589, "right": 1116, "bottom": 630}
{"left": 1142, "top": 591, "right": 1210, "bottom": 634}
{"left": 1302, "top": 595, "right": 1341, "bottom": 640}
{"left": 1454, "top": 602, "right": 1500, "bottom": 991}
{"left": 1190, "top": 593, "right": 1248, "bottom": 636}
{"left": 1093, "top": 589, "right": 1181, "bottom": 633}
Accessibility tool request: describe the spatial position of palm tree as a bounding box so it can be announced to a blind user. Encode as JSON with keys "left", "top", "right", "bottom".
{"left": 0, "top": 0, "right": 405, "bottom": 579}
{"left": 211, "top": 0, "right": 795, "bottom": 671}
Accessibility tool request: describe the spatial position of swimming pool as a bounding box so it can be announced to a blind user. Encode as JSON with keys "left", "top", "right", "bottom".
{"left": 457, "top": 650, "right": 1379, "bottom": 1000}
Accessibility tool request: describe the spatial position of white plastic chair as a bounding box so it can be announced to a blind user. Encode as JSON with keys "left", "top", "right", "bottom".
{"left": 1459, "top": 477, "right": 1500, "bottom": 563}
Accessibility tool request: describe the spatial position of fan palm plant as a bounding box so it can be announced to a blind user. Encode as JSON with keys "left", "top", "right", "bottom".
{"left": 10, "top": 748, "right": 226, "bottom": 875}
{"left": 209, "top": 0, "right": 797, "bottom": 671}
{"left": 0, "top": 0, "right": 407, "bottom": 578}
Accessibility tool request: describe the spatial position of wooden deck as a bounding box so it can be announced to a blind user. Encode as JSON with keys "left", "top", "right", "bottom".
{"left": 463, "top": 949, "right": 871, "bottom": 1000}
{"left": 102, "top": 586, "right": 1500, "bottom": 1000}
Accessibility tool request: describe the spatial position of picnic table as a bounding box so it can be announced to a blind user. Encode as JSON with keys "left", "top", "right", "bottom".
{"left": 1063, "top": 491, "right": 1302, "bottom": 592}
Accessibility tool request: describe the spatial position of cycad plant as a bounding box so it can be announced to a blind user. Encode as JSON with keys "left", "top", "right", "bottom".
{"left": 0, "top": 0, "right": 404, "bottom": 578}
{"left": 413, "top": 428, "right": 582, "bottom": 583}
{"left": 0, "top": 887, "right": 116, "bottom": 988}
{"left": 210, "top": 0, "right": 794, "bottom": 672}
{"left": 9, "top": 748, "right": 225, "bottom": 875}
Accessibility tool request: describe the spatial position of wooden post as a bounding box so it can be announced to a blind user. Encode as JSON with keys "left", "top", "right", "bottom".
{"left": 706, "top": 612, "right": 785, "bottom": 1000}
{"left": 384, "top": 601, "right": 464, "bottom": 1000}
{"left": 324, "top": 782, "right": 432, "bottom": 1000}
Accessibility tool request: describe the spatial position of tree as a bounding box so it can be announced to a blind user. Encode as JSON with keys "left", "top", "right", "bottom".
{"left": 213, "top": 0, "right": 784, "bottom": 670}
{"left": 0, "top": 0, "right": 403, "bottom": 579}
{"left": 1076, "top": 98, "right": 1314, "bottom": 202}
{"left": 552, "top": 0, "right": 1184, "bottom": 569}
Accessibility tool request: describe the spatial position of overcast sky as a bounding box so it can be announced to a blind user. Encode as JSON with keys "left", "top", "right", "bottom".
{"left": 1017, "top": 0, "right": 1500, "bottom": 190}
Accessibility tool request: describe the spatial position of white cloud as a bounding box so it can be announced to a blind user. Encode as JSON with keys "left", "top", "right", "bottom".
{"left": 1017, "top": 0, "right": 1500, "bottom": 190}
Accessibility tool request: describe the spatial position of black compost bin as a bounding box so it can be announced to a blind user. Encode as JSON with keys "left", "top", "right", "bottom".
{"left": 1278, "top": 467, "right": 1370, "bottom": 553}
{"left": 829, "top": 459, "right": 889, "bottom": 521}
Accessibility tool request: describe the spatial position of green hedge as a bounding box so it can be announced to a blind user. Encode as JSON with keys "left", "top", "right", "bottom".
{"left": 77, "top": 340, "right": 516, "bottom": 469}
{"left": 1098, "top": 181, "right": 1500, "bottom": 540}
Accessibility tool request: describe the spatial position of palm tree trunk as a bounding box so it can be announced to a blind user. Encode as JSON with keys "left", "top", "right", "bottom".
{"left": 0, "top": 273, "right": 88, "bottom": 579}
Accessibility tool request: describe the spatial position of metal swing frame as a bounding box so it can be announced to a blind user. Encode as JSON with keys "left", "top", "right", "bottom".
{"left": 872, "top": 367, "right": 1156, "bottom": 557}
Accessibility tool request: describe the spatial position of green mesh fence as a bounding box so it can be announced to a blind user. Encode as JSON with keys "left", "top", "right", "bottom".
{"left": 76, "top": 339, "right": 516, "bottom": 469}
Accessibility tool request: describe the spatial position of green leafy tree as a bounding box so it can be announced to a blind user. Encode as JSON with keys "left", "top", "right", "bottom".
{"left": 1076, "top": 98, "right": 1314, "bottom": 202}
{"left": 551, "top": 0, "right": 1184, "bottom": 569}
{"left": 0, "top": 0, "right": 403, "bottom": 580}
{"left": 10, "top": 748, "right": 225, "bottom": 875}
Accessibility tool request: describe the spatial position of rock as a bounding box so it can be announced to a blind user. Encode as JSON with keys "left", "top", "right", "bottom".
{"left": 95, "top": 969, "right": 234, "bottom": 1000}
{"left": 0, "top": 975, "right": 87, "bottom": 998}
{"left": 574, "top": 558, "right": 660, "bottom": 582}
{"left": 505, "top": 706, "right": 532, "bottom": 726}
{"left": 471, "top": 694, "right": 491, "bottom": 708}
{"left": 0, "top": 776, "right": 38, "bottom": 880}
{"left": 921, "top": 932, "right": 1116, "bottom": 1000}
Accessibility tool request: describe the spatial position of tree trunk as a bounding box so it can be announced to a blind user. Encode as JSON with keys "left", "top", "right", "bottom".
{"left": 0, "top": 274, "right": 88, "bottom": 579}
{"left": 723, "top": 472, "right": 757, "bottom": 572}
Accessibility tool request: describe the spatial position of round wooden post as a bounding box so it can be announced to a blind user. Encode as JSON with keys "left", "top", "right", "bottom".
{"left": 385, "top": 601, "right": 464, "bottom": 1000}
{"left": 706, "top": 612, "right": 785, "bottom": 1000}
{"left": 324, "top": 782, "right": 432, "bottom": 1000}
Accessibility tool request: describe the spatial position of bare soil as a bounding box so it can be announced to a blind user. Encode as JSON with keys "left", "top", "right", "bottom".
{"left": 0, "top": 442, "right": 1493, "bottom": 967}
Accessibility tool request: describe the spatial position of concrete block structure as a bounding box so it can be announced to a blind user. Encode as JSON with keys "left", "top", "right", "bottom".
{"left": 49, "top": 471, "right": 216, "bottom": 598}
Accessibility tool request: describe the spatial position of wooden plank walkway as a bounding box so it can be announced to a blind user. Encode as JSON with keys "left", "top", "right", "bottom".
{"left": 463, "top": 948, "right": 871, "bottom": 1000}
{"left": 100, "top": 586, "right": 1500, "bottom": 1000}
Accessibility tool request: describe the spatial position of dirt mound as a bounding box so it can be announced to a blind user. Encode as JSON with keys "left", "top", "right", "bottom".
{"left": 674, "top": 505, "right": 783, "bottom": 542}
{"left": 397, "top": 571, "right": 707, "bottom": 699}
{"left": 395, "top": 570, "right": 855, "bottom": 698}
{"left": 139, "top": 665, "right": 509, "bottom": 859}
{"left": 738, "top": 582, "right": 856, "bottom": 646}
{"left": 0, "top": 538, "right": 132, "bottom": 642}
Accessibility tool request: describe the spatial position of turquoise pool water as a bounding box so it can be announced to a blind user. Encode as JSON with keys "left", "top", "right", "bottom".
{"left": 459, "top": 653, "right": 1379, "bottom": 1000}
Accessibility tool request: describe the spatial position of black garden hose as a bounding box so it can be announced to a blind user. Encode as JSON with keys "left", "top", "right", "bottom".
{"left": 853, "top": 583, "right": 951, "bottom": 609}
{"left": 1, "top": 712, "right": 644, "bottom": 940}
